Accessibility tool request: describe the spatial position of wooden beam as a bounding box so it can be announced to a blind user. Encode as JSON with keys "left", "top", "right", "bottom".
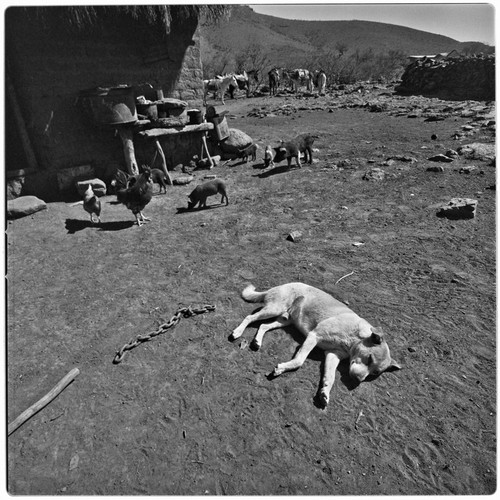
{"left": 154, "top": 140, "right": 173, "bottom": 185}
{"left": 138, "top": 122, "right": 213, "bottom": 138}
{"left": 118, "top": 127, "right": 139, "bottom": 175}
{"left": 200, "top": 133, "right": 214, "bottom": 169}
{"left": 6, "top": 73, "right": 39, "bottom": 171}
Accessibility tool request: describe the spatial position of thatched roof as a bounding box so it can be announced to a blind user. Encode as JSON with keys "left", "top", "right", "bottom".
{"left": 24, "top": 5, "right": 231, "bottom": 34}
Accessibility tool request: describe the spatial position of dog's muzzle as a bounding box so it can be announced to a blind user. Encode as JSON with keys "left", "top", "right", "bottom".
{"left": 349, "top": 363, "right": 369, "bottom": 382}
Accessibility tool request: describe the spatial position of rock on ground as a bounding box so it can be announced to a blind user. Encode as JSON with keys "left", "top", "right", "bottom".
{"left": 436, "top": 198, "right": 478, "bottom": 219}
{"left": 76, "top": 178, "right": 107, "bottom": 197}
{"left": 458, "top": 143, "right": 496, "bottom": 162}
{"left": 363, "top": 168, "right": 385, "bottom": 181}
{"left": 7, "top": 178, "right": 25, "bottom": 200}
{"left": 7, "top": 196, "right": 47, "bottom": 219}
{"left": 219, "top": 128, "right": 253, "bottom": 158}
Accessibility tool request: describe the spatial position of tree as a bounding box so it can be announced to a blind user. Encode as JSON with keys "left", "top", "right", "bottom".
{"left": 233, "top": 42, "right": 272, "bottom": 94}
{"left": 335, "top": 42, "right": 348, "bottom": 58}
{"left": 201, "top": 47, "right": 232, "bottom": 79}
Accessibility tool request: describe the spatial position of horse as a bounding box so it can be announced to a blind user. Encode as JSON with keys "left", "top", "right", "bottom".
{"left": 228, "top": 71, "right": 249, "bottom": 99}
{"left": 268, "top": 68, "right": 280, "bottom": 96}
{"left": 203, "top": 74, "right": 238, "bottom": 105}
{"left": 315, "top": 70, "right": 327, "bottom": 95}
{"left": 290, "top": 69, "right": 312, "bottom": 93}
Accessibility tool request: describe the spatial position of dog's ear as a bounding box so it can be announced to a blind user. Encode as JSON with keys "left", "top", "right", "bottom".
{"left": 386, "top": 361, "right": 402, "bottom": 372}
{"left": 370, "top": 326, "right": 384, "bottom": 344}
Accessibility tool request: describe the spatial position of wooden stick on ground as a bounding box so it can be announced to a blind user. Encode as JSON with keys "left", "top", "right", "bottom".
{"left": 335, "top": 270, "right": 355, "bottom": 285}
{"left": 8, "top": 367, "right": 80, "bottom": 436}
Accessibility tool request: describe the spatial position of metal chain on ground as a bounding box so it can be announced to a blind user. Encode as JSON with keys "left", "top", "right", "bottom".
{"left": 113, "top": 304, "right": 216, "bottom": 364}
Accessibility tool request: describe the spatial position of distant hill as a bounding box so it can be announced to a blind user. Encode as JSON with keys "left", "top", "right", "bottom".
{"left": 200, "top": 5, "right": 493, "bottom": 71}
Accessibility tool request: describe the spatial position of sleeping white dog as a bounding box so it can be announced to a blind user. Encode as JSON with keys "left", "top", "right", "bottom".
{"left": 230, "top": 282, "right": 400, "bottom": 407}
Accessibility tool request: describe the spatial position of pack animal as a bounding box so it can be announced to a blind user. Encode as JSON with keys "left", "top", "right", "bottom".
{"left": 150, "top": 168, "right": 168, "bottom": 194}
{"left": 315, "top": 70, "right": 327, "bottom": 95}
{"left": 187, "top": 179, "right": 229, "bottom": 210}
{"left": 228, "top": 71, "right": 250, "bottom": 99}
{"left": 268, "top": 68, "right": 280, "bottom": 96}
{"left": 238, "top": 143, "right": 258, "bottom": 163}
{"left": 203, "top": 75, "right": 238, "bottom": 105}
{"left": 289, "top": 68, "right": 312, "bottom": 93}
{"left": 230, "top": 282, "right": 401, "bottom": 407}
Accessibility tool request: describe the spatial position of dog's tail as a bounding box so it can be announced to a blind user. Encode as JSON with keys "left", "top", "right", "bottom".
{"left": 241, "top": 284, "right": 267, "bottom": 303}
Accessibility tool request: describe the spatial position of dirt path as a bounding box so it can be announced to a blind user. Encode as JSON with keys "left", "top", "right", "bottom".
{"left": 7, "top": 88, "right": 496, "bottom": 494}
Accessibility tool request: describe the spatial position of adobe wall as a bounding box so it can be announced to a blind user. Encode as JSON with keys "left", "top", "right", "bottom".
{"left": 395, "top": 54, "right": 495, "bottom": 102}
{"left": 5, "top": 8, "right": 205, "bottom": 200}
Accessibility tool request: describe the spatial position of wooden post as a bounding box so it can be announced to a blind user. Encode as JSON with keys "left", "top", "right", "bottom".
{"left": 200, "top": 133, "right": 214, "bottom": 169}
{"left": 154, "top": 140, "right": 173, "bottom": 185}
{"left": 118, "top": 127, "right": 139, "bottom": 176}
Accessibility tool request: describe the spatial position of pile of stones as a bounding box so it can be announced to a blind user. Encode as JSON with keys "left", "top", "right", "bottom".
{"left": 395, "top": 54, "right": 495, "bottom": 101}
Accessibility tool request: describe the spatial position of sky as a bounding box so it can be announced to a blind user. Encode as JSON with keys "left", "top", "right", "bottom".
{"left": 249, "top": 3, "right": 496, "bottom": 45}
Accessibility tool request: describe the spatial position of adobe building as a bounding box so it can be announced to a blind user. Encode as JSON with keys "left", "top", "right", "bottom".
{"left": 5, "top": 6, "right": 220, "bottom": 201}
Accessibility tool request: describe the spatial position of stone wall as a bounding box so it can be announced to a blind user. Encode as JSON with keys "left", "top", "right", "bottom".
{"left": 5, "top": 7, "right": 205, "bottom": 200}
{"left": 395, "top": 54, "right": 495, "bottom": 102}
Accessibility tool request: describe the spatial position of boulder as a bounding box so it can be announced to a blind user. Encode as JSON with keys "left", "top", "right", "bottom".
{"left": 7, "top": 178, "right": 25, "bottom": 200}
{"left": 363, "top": 168, "right": 385, "bottom": 181}
{"left": 7, "top": 196, "right": 47, "bottom": 219}
{"left": 287, "top": 231, "right": 302, "bottom": 242}
{"left": 436, "top": 198, "right": 477, "bottom": 220}
{"left": 76, "top": 178, "right": 107, "bottom": 197}
{"left": 172, "top": 176, "right": 194, "bottom": 185}
{"left": 387, "top": 155, "right": 418, "bottom": 163}
{"left": 428, "top": 154, "right": 454, "bottom": 163}
{"left": 197, "top": 156, "right": 221, "bottom": 169}
{"left": 337, "top": 159, "right": 353, "bottom": 169}
{"left": 458, "top": 166, "right": 477, "bottom": 174}
{"left": 219, "top": 128, "right": 253, "bottom": 156}
{"left": 457, "top": 143, "right": 495, "bottom": 162}
{"left": 367, "top": 101, "right": 388, "bottom": 112}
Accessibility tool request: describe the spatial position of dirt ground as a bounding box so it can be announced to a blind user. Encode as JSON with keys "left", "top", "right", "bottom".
{"left": 6, "top": 87, "right": 496, "bottom": 495}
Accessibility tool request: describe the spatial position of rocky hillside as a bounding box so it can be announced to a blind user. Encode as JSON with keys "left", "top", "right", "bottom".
{"left": 200, "top": 5, "right": 493, "bottom": 67}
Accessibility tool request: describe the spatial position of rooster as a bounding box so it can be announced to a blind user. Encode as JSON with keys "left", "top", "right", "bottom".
{"left": 83, "top": 184, "right": 101, "bottom": 224}
{"left": 113, "top": 166, "right": 154, "bottom": 226}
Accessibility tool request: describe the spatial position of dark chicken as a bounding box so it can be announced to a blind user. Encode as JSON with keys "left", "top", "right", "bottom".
{"left": 113, "top": 166, "right": 153, "bottom": 226}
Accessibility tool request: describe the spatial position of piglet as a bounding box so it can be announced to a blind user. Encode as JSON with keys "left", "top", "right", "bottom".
{"left": 264, "top": 145, "right": 275, "bottom": 168}
{"left": 238, "top": 143, "right": 258, "bottom": 163}
{"left": 150, "top": 168, "right": 168, "bottom": 194}
{"left": 187, "top": 179, "right": 229, "bottom": 209}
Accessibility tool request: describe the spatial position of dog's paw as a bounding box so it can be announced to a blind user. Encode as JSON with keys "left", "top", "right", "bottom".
{"left": 250, "top": 339, "right": 261, "bottom": 351}
{"left": 317, "top": 391, "right": 329, "bottom": 408}
{"left": 273, "top": 365, "right": 285, "bottom": 377}
{"left": 229, "top": 330, "right": 242, "bottom": 341}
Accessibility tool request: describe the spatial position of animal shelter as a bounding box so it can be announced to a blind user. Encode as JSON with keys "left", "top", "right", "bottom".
{"left": 5, "top": 6, "right": 217, "bottom": 201}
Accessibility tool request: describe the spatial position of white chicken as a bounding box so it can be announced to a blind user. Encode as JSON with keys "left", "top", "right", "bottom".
{"left": 83, "top": 184, "right": 101, "bottom": 224}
